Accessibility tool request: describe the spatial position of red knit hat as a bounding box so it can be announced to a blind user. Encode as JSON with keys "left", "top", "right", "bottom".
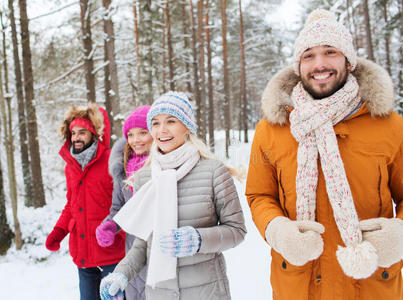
{"left": 69, "top": 118, "right": 96, "bottom": 135}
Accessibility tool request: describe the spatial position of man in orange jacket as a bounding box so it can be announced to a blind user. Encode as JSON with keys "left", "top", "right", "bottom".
{"left": 45, "top": 103, "right": 125, "bottom": 300}
{"left": 246, "top": 8, "right": 403, "bottom": 300}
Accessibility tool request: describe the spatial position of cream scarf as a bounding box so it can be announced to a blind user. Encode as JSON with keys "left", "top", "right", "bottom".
{"left": 289, "top": 74, "right": 378, "bottom": 279}
{"left": 113, "top": 142, "right": 200, "bottom": 288}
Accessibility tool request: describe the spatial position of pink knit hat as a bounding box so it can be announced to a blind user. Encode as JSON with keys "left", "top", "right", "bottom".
{"left": 122, "top": 105, "right": 151, "bottom": 140}
{"left": 293, "top": 9, "right": 357, "bottom": 75}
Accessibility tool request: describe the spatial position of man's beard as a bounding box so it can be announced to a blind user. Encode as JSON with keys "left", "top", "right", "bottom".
{"left": 72, "top": 139, "right": 94, "bottom": 154}
{"left": 301, "top": 65, "right": 348, "bottom": 99}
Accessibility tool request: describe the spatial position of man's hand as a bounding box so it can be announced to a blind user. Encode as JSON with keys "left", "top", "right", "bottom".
{"left": 266, "top": 216, "right": 325, "bottom": 266}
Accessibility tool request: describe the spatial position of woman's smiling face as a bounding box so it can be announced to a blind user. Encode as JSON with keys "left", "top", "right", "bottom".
{"left": 150, "top": 114, "right": 189, "bottom": 154}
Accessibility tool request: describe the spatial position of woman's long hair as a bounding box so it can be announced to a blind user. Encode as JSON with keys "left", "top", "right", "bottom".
{"left": 122, "top": 142, "right": 132, "bottom": 174}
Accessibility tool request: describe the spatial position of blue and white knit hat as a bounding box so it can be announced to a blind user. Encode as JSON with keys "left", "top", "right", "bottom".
{"left": 147, "top": 91, "right": 197, "bottom": 134}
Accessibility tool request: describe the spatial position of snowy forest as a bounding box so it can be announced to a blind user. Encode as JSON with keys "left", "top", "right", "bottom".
{"left": 0, "top": 0, "right": 403, "bottom": 260}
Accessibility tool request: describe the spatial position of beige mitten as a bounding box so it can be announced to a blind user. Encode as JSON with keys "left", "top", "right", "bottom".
{"left": 360, "top": 217, "right": 403, "bottom": 267}
{"left": 265, "top": 216, "right": 325, "bottom": 266}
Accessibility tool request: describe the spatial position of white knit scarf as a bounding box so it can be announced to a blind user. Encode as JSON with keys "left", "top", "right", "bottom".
{"left": 113, "top": 142, "right": 200, "bottom": 288}
{"left": 289, "top": 74, "right": 377, "bottom": 279}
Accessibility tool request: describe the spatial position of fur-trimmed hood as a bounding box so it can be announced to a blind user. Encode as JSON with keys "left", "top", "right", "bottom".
{"left": 59, "top": 103, "right": 111, "bottom": 148}
{"left": 109, "top": 137, "right": 126, "bottom": 182}
{"left": 261, "top": 57, "right": 395, "bottom": 125}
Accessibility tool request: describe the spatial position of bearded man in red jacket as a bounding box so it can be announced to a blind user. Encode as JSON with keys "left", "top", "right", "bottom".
{"left": 46, "top": 103, "right": 125, "bottom": 300}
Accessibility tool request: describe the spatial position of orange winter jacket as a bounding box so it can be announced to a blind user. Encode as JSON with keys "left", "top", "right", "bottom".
{"left": 246, "top": 58, "right": 403, "bottom": 300}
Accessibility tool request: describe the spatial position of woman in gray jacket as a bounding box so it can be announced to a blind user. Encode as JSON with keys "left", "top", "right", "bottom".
{"left": 100, "top": 91, "right": 246, "bottom": 300}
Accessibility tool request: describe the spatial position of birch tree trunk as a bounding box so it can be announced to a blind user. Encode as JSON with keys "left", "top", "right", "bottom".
{"left": 221, "top": 0, "right": 231, "bottom": 158}
{"left": 205, "top": 0, "right": 214, "bottom": 149}
{"left": 19, "top": 0, "right": 46, "bottom": 208}
{"left": 8, "top": 0, "right": 33, "bottom": 207}
{"left": 239, "top": 0, "right": 248, "bottom": 143}
{"left": 103, "top": 0, "right": 122, "bottom": 139}
{"left": 80, "top": 0, "right": 96, "bottom": 102}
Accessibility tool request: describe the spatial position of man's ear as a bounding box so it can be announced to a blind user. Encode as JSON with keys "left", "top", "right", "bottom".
{"left": 346, "top": 60, "right": 352, "bottom": 72}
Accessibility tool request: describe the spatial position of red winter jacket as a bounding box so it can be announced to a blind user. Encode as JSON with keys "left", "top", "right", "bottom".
{"left": 55, "top": 107, "right": 125, "bottom": 268}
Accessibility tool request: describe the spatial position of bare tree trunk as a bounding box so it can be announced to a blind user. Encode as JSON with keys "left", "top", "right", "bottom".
{"left": 165, "top": 0, "right": 175, "bottom": 91}
{"left": 188, "top": 0, "right": 202, "bottom": 135}
{"left": 80, "top": 0, "right": 96, "bottom": 102}
{"left": 139, "top": 0, "right": 154, "bottom": 104}
{"left": 221, "top": 0, "right": 231, "bottom": 158}
{"left": 398, "top": 0, "right": 403, "bottom": 113}
{"left": 133, "top": 1, "right": 140, "bottom": 98}
{"left": 161, "top": 6, "right": 167, "bottom": 93}
{"left": 0, "top": 139, "right": 14, "bottom": 254}
{"left": 19, "top": 0, "right": 46, "bottom": 208}
{"left": 380, "top": 0, "right": 392, "bottom": 75}
{"left": 0, "top": 13, "right": 14, "bottom": 254}
{"left": 103, "top": 0, "right": 121, "bottom": 140}
{"left": 0, "top": 51, "right": 21, "bottom": 250}
{"left": 363, "top": 0, "right": 375, "bottom": 61}
{"left": 205, "top": 0, "right": 214, "bottom": 150}
{"left": 346, "top": 0, "right": 358, "bottom": 50}
{"left": 8, "top": 0, "right": 33, "bottom": 207}
{"left": 196, "top": 0, "right": 207, "bottom": 142}
{"left": 103, "top": 42, "right": 112, "bottom": 123}
{"left": 181, "top": 2, "right": 192, "bottom": 93}
{"left": 239, "top": 0, "right": 248, "bottom": 143}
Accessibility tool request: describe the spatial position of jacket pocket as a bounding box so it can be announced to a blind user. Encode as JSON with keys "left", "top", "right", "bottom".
{"left": 358, "top": 260, "right": 403, "bottom": 300}
{"left": 88, "top": 220, "right": 125, "bottom": 265}
{"left": 68, "top": 219, "right": 77, "bottom": 260}
{"left": 377, "top": 162, "right": 393, "bottom": 217}
{"left": 215, "top": 254, "right": 230, "bottom": 296}
{"left": 67, "top": 219, "right": 76, "bottom": 232}
{"left": 278, "top": 169, "right": 289, "bottom": 218}
{"left": 270, "top": 249, "right": 313, "bottom": 300}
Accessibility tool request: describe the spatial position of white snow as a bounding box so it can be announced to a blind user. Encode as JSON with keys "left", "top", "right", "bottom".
{"left": 0, "top": 130, "right": 273, "bottom": 299}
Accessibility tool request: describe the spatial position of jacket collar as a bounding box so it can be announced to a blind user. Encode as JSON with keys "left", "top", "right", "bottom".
{"left": 59, "top": 139, "right": 106, "bottom": 171}
{"left": 261, "top": 57, "right": 395, "bottom": 125}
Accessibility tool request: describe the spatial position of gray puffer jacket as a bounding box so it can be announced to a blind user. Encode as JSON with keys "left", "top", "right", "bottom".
{"left": 115, "top": 158, "right": 247, "bottom": 300}
{"left": 107, "top": 138, "right": 147, "bottom": 300}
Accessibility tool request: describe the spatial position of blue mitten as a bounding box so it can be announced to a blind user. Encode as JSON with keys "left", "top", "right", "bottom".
{"left": 100, "top": 272, "right": 128, "bottom": 300}
{"left": 160, "top": 226, "right": 201, "bottom": 257}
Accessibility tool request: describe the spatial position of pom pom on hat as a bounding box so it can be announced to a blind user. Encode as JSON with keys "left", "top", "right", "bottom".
{"left": 293, "top": 9, "right": 357, "bottom": 75}
{"left": 122, "top": 105, "right": 151, "bottom": 140}
{"left": 305, "top": 9, "right": 336, "bottom": 24}
{"left": 147, "top": 91, "right": 197, "bottom": 134}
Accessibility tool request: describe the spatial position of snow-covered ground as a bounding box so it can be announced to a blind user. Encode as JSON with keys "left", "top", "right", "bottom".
{"left": 0, "top": 131, "right": 273, "bottom": 300}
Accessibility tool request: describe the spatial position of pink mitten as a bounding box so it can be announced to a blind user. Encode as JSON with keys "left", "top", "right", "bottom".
{"left": 96, "top": 220, "right": 118, "bottom": 247}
